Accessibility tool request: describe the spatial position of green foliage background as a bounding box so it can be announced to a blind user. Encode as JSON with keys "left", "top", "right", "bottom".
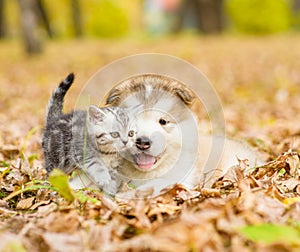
{"left": 225, "top": 0, "right": 292, "bottom": 34}
{"left": 44, "top": 0, "right": 129, "bottom": 37}
{"left": 3, "top": 0, "right": 300, "bottom": 38}
{"left": 4, "top": 0, "right": 132, "bottom": 38}
{"left": 83, "top": 0, "right": 128, "bottom": 37}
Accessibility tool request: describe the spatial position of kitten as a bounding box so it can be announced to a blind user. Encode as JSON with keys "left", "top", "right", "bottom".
{"left": 42, "top": 73, "right": 136, "bottom": 193}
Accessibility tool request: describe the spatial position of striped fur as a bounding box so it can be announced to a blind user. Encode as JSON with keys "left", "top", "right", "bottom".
{"left": 42, "top": 74, "right": 136, "bottom": 194}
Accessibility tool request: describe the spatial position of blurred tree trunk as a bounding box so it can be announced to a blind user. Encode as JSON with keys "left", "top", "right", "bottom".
{"left": 0, "top": 0, "right": 6, "bottom": 38}
{"left": 173, "top": 0, "right": 197, "bottom": 32}
{"left": 198, "top": 0, "right": 224, "bottom": 33}
{"left": 36, "top": 0, "right": 54, "bottom": 38}
{"left": 173, "top": 0, "right": 224, "bottom": 33}
{"left": 71, "top": 0, "right": 82, "bottom": 37}
{"left": 293, "top": 0, "right": 300, "bottom": 10}
{"left": 18, "top": 0, "right": 42, "bottom": 54}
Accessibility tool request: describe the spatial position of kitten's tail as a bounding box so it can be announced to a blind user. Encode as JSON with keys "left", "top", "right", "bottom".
{"left": 46, "top": 73, "right": 74, "bottom": 126}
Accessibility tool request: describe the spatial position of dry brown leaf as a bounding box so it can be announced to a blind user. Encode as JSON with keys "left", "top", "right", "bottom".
{"left": 283, "top": 202, "right": 300, "bottom": 222}
{"left": 0, "top": 206, "right": 17, "bottom": 215}
{"left": 177, "top": 189, "right": 200, "bottom": 201}
{"left": 159, "top": 183, "right": 188, "bottom": 196}
{"left": 0, "top": 144, "right": 20, "bottom": 159}
{"left": 0, "top": 153, "right": 4, "bottom": 162}
{"left": 102, "top": 195, "right": 120, "bottom": 212}
{"left": 297, "top": 184, "right": 300, "bottom": 195}
{"left": 86, "top": 222, "right": 113, "bottom": 250}
{"left": 0, "top": 199, "right": 9, "bottom": 208}
{"left": 286, "top": 153, "right": 300, "bottom": 177}
{"left": 155, "top": 202, "right": 181, "bottom": 215}
{"left": 134, "top": 199, "right": 152, "bottom": 229}
{"left": 255, "top": 194, "right": 286, "bottom": 223}
{"left": 270, "top": 185, "right": 287, "bottom": 202}
{"left": 217, "top": 211, "right": 247, "bottom": 234}
{"left": 21, "top": 224, "right": 50, "bottom": 252}
{"left": 30, "top": 199, "right": 51, "bottom": 210}
{"left": 37, "top": 202, "right": 58, "bottom": 216}
{"left": 16, "top": 196, "right": 35, "bottom": 210}
{"left": 6, "top": 170, "right": 25, "bottom": 183}
{"left": 200, "top": 188, "right": 221, "bottom": 197}
{"left": 43, "top": 232, "right": 84, "bottom": 252}
{"left": 41, "top": 211, "right": 80, "bottom": 233}
{"left": 276, "top": 177, "right": 300, "bottom": 193}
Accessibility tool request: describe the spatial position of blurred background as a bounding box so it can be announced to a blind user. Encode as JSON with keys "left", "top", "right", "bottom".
{"left": 1, "top": 0, "right": 300, "bottom": 159}
{"left": 1, "top": 0, "right": 300, "bottom": 52}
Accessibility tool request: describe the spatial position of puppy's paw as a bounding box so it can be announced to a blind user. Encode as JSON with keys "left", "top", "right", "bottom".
{"left": 137, "top": 179, "right": 169, "bottom": 196}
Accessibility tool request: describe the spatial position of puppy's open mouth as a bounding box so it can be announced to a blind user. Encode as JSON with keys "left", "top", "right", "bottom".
{"left": 134, "top": 153, "right": 157, "bottom": 171}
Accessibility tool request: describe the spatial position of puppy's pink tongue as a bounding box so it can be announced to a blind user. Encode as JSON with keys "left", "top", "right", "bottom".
{"left": 135, "top": 153, "right": 156, "bottom": 170}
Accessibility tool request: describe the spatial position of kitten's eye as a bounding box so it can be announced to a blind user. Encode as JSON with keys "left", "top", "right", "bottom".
{"left": 110, "top": 132, "right": 120, "bottom": 138}
{"left": 96, "top": 133, "right": 105, "bottom": 139}
{"left": 128, "top": 130, "right": 135, "bottom": 137}
{"left": 159, "top": 118, "right": 169, "bottom": 126}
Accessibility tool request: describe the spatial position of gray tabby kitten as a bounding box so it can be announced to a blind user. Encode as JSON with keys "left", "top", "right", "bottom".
{"left": 42, "top": 73, "right": 136, "bottom": 193}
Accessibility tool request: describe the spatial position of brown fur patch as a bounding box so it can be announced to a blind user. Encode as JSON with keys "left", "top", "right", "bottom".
{"left": 102, "top": 74, "right": 195, "bottom": 107}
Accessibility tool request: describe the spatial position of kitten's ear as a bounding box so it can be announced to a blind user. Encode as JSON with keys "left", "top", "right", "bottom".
{"left": 89, "top": 105, "right": 105, "bottom": 122}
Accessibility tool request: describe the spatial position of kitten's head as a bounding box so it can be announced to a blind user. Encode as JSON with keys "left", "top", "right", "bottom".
{"left": 88, "top": 106, "right": 136, "bottom": 154}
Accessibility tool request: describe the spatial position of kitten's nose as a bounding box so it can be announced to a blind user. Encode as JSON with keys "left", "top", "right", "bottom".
{"left": 136, "top": 137, "right": 151, "bottom": 150}
{"left": 122, "top": 140, "right": 128, "bottom": 146}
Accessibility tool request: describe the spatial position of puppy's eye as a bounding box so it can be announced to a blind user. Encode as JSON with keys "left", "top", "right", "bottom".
{"left": 128, "top": 130, "right": 135, "bottom": 137}
{"left": 159, "top": 118, "right": 168, "bottom": 126}
{"left": 110, "top": 132, "right": 120, "bottom": 138}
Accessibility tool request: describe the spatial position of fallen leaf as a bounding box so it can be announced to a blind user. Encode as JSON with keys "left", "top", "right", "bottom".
{"left": 0, "top": 144, "right": 20, "bottom": 159}
{"left": 16, "top": 196, "right": 35, "bottom": 210}
{"left": 48, "top": 169, "right": 75, "bottom": 203}
{"left": 41, "top": 211, "right": 80, "bottom": 233}
{"left": 286, "top": 153, "right": 300, "bottom": 177}
{"left": 43, "top": 232, "right": 84, "bottom": 252}
{"left": 283, "top": 197, "right": 300, "bottom": 205}
{"left": 30, "top": 199, "right": 51, "bottom": 210}
{"left": 177, "top": 189, "right": 200, "bottom": 201}
{"left": 239, "top": 224, "right": 300, "bottom": 245}
{"left": 276, "top": 177, "right": 299, "bottom": 193}
{"left": 37, "top": 202, "right": 58, "bottom": 216}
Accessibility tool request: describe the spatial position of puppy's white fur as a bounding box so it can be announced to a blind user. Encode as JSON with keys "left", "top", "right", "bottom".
{"left": 102, "top": 74, "right": 263, "bottom": 192}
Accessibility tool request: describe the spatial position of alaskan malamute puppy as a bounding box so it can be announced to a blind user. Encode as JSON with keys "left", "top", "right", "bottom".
{"left": 102, "top": 74, "right": 263, "bottom": 191}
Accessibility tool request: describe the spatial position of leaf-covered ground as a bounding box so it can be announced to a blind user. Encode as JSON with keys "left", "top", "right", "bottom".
{"left": 1, "top": 35, "right": 300, "bottom": 251}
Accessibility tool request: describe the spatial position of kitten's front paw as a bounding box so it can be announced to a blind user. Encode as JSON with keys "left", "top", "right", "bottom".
{"left": 90, "top": 170, "right": 111, "bottom": 188}
{"left": 103, "top": 180, "right": 119, "bottom": 195}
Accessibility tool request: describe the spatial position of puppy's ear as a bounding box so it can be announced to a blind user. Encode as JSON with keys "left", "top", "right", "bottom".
{"left": 174, "top": 86, "right": 195, "bottom": 105}
{"left": 106, "top": 87, "right": 121, "bottom": 106}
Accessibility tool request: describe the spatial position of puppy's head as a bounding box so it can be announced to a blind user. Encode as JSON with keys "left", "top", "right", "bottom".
{"left": 102, "top": 74, "right": 198, "bottom": 173}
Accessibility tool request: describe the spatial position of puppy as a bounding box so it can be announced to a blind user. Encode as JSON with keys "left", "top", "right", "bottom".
{"left": 101, "top": 74, "right": 263, "bottom": 192}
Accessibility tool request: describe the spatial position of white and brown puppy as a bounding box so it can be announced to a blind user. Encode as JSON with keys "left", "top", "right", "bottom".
{"left": 102, "top": 74, "right": 263, "bottom": 192}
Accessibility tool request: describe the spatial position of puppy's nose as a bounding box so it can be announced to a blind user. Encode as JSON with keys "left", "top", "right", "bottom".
{"left": 136, "top": 137, "right": 151, "bottom": 150}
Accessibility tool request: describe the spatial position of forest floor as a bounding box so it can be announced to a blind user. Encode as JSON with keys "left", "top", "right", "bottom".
{"left": 0, "top": 34, "right": 300, "bottom": 251}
